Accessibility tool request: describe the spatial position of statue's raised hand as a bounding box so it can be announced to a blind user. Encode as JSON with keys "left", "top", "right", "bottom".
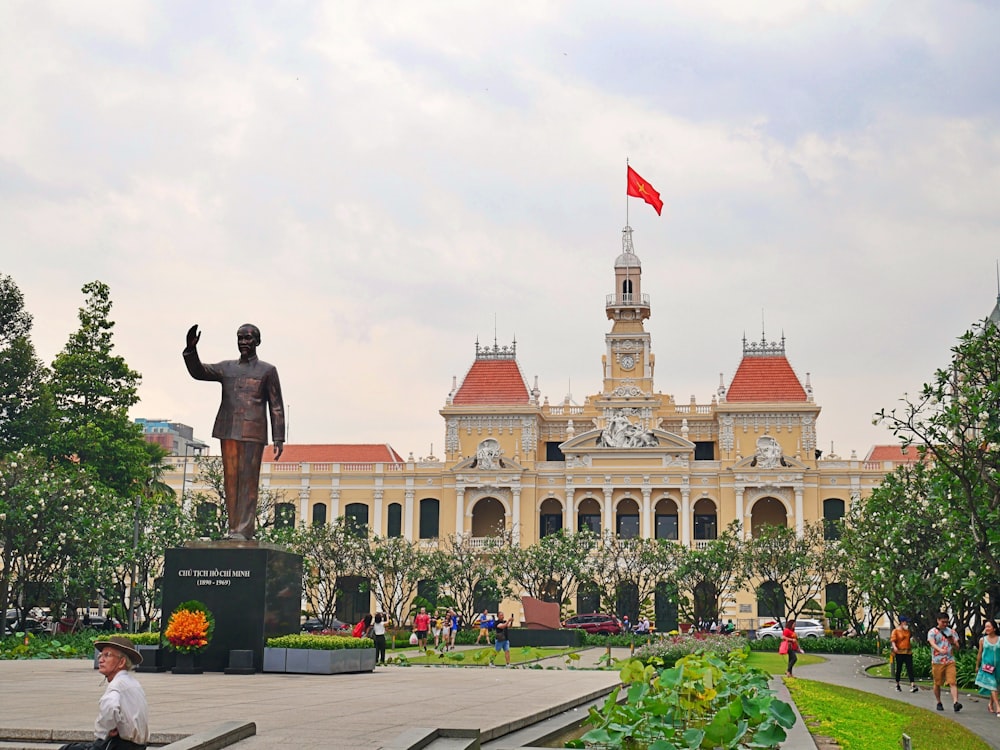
{"left": 186, "top": 324, "right": 201, "bottom": 349}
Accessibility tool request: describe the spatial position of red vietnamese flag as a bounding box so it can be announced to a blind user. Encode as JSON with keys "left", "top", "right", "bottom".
{"left": 626, "top": 166, "right": 663, "bottom": 215}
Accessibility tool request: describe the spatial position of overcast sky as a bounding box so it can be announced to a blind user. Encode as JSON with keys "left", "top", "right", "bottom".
{"left": 3, "top": 1, "right": 999, "bottom": 460}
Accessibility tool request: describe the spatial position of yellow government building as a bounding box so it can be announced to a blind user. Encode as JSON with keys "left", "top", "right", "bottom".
{"left": 161, "top": 227, "right": 913, "bottom": 628}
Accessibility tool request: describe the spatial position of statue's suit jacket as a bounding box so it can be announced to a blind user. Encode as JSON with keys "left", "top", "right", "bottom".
{"left": 183, "top": 349, "right": 285, "bottom": 444}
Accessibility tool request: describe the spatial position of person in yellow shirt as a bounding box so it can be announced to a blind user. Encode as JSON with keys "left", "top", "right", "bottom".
{"left": 891, "top": 616, "right": 919, "bottom": 693}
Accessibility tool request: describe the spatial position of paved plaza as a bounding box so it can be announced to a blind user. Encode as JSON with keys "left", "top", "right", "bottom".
{"left": 0, "top": 649, "right": 997, "bottom": 749}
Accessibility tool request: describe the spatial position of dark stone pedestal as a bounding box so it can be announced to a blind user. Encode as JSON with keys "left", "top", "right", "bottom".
{"left": 161, "top": 542, "right": 302, "bottom": 672}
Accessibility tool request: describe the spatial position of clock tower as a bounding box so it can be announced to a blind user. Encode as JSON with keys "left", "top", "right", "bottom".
{"left": 602, "top": 225, "right": 655, "bottom": 396}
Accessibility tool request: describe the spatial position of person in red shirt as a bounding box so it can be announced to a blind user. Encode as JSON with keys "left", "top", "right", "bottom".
{"left": 781, "top": 619, "right": 800, "bottom": 678}
{"left": 413, "top": 607, "right": 431, "bottom": 650}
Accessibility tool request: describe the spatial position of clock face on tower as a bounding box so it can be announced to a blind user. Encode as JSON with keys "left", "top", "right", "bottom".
{"left": 620, "top": 354, "right": 635, "bottom": 371}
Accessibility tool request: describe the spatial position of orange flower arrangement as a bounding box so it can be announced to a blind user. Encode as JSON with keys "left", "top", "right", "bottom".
{"left": 163, "top": 600, "right": 215, "bottom": 654}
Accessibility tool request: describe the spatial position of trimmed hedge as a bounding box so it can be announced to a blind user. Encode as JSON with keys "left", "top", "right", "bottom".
{"left": 267, "top": 634, "right": 374, "bottom": 650}
{"left": 748, "top": 635, "right": 883, "bottom": 655}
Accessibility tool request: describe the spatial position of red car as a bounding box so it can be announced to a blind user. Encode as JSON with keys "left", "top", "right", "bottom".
{"left": 562, "top": 613, "right": 623, "bottom": 635}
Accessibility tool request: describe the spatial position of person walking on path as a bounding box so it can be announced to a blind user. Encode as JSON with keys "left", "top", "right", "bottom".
{"left": 413, "top": 607, "right": 431, "bottom": 651}
{"left": 493, "top": 611, "right": 511, "bottom": 667}
{"left": 475, "top": 610, "right": 492, "bottom": 645}
{"left": 369, "top": 613, "right": 388, "bottom": 666}
{"left": 780, "top": 619, "right": 800, "bottom": 678}
{"left": 928, "top": 612, "right": 963, "bottom": 712}
{"left": 891, "top": 616, "right": 919, "bottom": 693}
{"left": 975, "top": 617, "right": 1000, "bottom": 717}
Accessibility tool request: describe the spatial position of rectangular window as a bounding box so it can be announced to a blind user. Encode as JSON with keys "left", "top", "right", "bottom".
{"left": 655, "top": 515, "right": 678, "bottom": 540}
{"left": 540, "top": 513, "right": 562, "bottom": 538}
{"left": 545, "top": 442, "right": 566, "bottom": 461}
{"left": 578, "top": 514, "right": 601, "bottom": 534}
{"left": 694, "top": 441, "right": 715, "bottom": 460}
{"left": 617, "top": 515, "right": 640, "bottom": 539}
{"left": 693, "top": 514, "right": 717, "bottom": 540}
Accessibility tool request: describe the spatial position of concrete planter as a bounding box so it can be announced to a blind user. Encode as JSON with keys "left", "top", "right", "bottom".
{"left": 269, "top": 647, "right": 375, "bottom": 674}
{"left": 262, "top": 647, "right": 287, "bottom": 673}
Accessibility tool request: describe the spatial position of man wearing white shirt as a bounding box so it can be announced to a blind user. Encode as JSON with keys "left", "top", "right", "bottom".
{"left": 62, "top": 636, "right": 149, "bottom": 750}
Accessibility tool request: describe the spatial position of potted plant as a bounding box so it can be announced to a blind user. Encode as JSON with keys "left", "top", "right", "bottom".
{"left": 264, "top": 634, "right": 376, "bottom": 674}
{"left": 162, "top": 600, "right": 214, "bottom": 673}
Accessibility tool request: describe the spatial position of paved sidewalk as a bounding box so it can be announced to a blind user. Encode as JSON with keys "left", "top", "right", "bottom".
{"left": 0, "top": 655, "right": 619, "bottom": 750}
{"left": 794, "top": 654, "right": 1000, "bottom": 750}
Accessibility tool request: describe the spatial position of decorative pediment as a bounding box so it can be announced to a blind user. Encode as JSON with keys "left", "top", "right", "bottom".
{"left": 559, "top": 428, "right": 695, "bottom": 454}
{"left": 450, "top": 455, "right": 525, "bottom": 473}
{"left": 730, "top": 453, "right": 810, "bottom": 471}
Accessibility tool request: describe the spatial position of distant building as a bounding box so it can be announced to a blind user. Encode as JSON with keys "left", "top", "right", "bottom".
{"left": 135, "top": 419, "right": 208, "bottom": 456}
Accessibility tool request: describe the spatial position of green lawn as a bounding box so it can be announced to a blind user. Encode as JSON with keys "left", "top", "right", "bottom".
{"left": 398, "top": 646, "right": 577, "bottom": 666}
{"left": 745, "top": 650, "right": 824, "bottom": 674}
{"left": 786, "top": 679, "right": 990, "bottom": 750}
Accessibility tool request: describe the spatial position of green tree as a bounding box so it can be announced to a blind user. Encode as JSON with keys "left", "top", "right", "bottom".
{"left": 426, "top": 533, "right": 513, "bottom": 627}
{"left": 876, "top": 316, "right": 1000, "bottom": 597}
{"left": 358, "top": 535, "right": 430, "bottom": 626}
{"left": 742, "top": 522, "right": 833, "bottom": 622}
{"left": 583, "top": 532, "right": 676, "bottom": 622}
{"left": 0, "top": 450, "right": 120, "bottom": 623}
{"left": 497, "top": 529, "right": 596, "bottom": 617}
{"left": 673, "top": 522, "right": 744, "bottom": 624}
{"left": 289, "top": 518, "right": 367, "bottom": 626}
{"left": 839, "top": 461, "right": 979, "bottom": 641}
{"left": 48, "top": 281, "right": 162, "bottom": 496}
{"left": 0, "top": 274, "right": 52, "bottom": 455}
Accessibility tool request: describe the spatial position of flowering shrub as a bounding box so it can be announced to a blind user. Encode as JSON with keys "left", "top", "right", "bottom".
{"left": 632, "top": 632, "right": 748, "bottom": 667}
{"left": 163, "top": 600, "right": 214, "bottom": 654}
{"left": 267, "top": 634, "right": 374, "bottom": 650}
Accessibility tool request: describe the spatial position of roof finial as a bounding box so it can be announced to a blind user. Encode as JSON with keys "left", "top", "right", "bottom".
{"left": 622, "top": 225, "right": 635, "bottom": 255}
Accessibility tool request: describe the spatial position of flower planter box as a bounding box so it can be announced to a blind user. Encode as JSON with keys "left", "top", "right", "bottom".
{"left": 265, "top": 647, "right": 375, "bottom": 674}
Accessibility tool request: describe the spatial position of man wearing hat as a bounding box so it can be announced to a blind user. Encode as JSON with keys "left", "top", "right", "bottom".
{"left": 61, "top": 636, "right": 149, "bottom": 750}
{"left": 890, "top": 616, "right": 918, "bottom": 693}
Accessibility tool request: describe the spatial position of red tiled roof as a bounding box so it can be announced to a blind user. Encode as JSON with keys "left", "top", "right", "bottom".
{"left": 267, "top": 444, "right": 404, "bottom": 463}
{"left": 864, "top": 445, "right": 925, "bottom": 463}
{"left": 452, "top": 359, "right": 530, "bottom": 405}
{"left": 727, "top": 356, "right": 807, "bottom": 402}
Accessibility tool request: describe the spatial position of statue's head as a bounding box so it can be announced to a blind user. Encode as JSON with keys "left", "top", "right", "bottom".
{"left": 237, "top": 323, "right": 261, "bottom": 356}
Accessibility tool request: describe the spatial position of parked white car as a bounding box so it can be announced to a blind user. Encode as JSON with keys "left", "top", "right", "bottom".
{"left": 757, "top": 618, "right": 825, "bottom": 639}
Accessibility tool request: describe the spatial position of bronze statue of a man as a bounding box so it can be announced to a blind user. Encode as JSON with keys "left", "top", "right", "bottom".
{"left": 184, "top": 323, "right": 285, "bottom": 540}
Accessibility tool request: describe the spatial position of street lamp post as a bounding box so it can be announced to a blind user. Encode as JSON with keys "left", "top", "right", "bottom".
{"left": 180, "top": 441, "right": 207, "bottom": 512}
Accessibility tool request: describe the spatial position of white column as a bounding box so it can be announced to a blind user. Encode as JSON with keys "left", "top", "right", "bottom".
{"left": 603, "top": 487, "right": 614, "bottom": 535}
{"left": 330, "top": 490, "right": 340, "bottom": 521}
{"left": 795, "top": 487, "right": 804, "bottom": 537}
{"left": 372, "top": 489, "right": 384, "bottom": 537}
{"left": 455, "top": 487, "right": 466, "bottom": 535}
{"left": 564, "top": 488, "right": 575, "bottom": 532}
{"left": 735, "top": 487, "right": 745, "bottom": 539}
{"left": 298, "top": 488, "right": 310, "bottom": 525}
{"left": 681, "top": 489, "right": 691, "bottom": 546}
{"left": 641, "top": 490, "right": 652, "bottom": 539}
{"left": 511, "top": 488, "right": 521, "bottom": 543}
{"left": 404, "top": 489, "right": 415, "bottom": 539}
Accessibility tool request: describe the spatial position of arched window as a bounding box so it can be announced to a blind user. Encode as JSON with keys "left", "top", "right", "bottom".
{"left": 274, "top": 502, "right": 296, "bottom": 529}
{"left": 757, "top": 580, "right": 785, "bottom": 619}
{"left": 750, "top": 497, "right": 788, "bottom": 537}
{"left": 471, "top": 497, "right": 505, "bottom": 537}
{"left": 311, "top": 502, "right": 327, "bottom": 526}
{"left": 694, "top": 581, "right": 719, "bottom": 623}
{"left": 616, "top": 582, "right": 639, "bottom": 622}
{"left": 539, "top": 497, "right": 563, "bottom": 538}
{"left": 622, "top": 278, "right": 633, "bottom": 296}
{"left": 577, "top": 581, "right": 600, "bottom": 615}
{"left": 344, "top": 503, "right": 368, "bottom": 536}
{"left": 692, "top": 498, "right": 717, "bottom": 540}
{"left": 419, "top": 498, "right": 439, "bottom": 539}
{"left": 387, "top": 502, "right": 402, "bottom": 538}
{"left": 616, "top": 498, "right": 640, "bottom": 539}
{"left": 823, "top": 498, "right": 845, "bottom": 540}
{"left": 577, "top": 497, "right": 601, "bottom": 534}
{"left": 473, "top": 581, "right": 500, "bottom": 614}
{"left": 654, "top": 498, "right": 679, "bottom": 540}
{"left": 655, "top": 582, "right": 679, "bottom": 632}
{"left": 335, "top": 576, "right": 370, "bottom": 624}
